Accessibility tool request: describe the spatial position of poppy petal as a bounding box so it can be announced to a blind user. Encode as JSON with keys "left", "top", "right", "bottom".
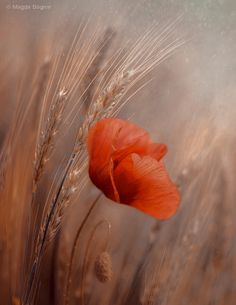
{"left": 87, "top": 118, "right": 152, "bottom": 188}
{"left": 148, "top": 143, "right": 168, "bottom": 161}
{"left": 87, "top": 120, "right": 119, "bottom": 198}
{"left": 113, "top": 153, "right": 180, "bottom": 219}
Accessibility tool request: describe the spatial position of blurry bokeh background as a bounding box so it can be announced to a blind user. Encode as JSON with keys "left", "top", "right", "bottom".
{"left": 0, "top": 0, "right": 236, "bottom": 305}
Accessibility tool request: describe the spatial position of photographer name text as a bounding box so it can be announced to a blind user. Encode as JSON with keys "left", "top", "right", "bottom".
{"left": 6, "top": 4, "right": 52, "bottom": 11}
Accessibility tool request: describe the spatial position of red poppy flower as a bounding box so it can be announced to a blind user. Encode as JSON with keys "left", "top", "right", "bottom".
{"left": 87, "top": 118, "right": 180, "bottom": 220}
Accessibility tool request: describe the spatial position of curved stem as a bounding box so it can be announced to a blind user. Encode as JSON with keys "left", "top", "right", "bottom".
{"left": 80, "top": 219, "right": 111, "bottom": 305}
{"left": 64, "top": 193, "right": 102, "bottom": 305}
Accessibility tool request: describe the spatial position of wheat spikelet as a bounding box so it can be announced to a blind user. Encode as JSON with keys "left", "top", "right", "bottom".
{"left": 33, "top": 88, "right": 68, "bottom": 192}
{"left": 81, "top": 28, "right": 115, "bottom": 111}
{"left": 0, "top": 60, "right": 50, "bottom": 193}
{"left": 75, "top": 69, "right": 137, "bottom": 153}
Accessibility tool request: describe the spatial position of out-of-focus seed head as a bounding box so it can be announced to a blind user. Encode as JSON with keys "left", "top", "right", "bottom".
{"left": 94, "top": 251, "right": 113, "bottom": 283}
